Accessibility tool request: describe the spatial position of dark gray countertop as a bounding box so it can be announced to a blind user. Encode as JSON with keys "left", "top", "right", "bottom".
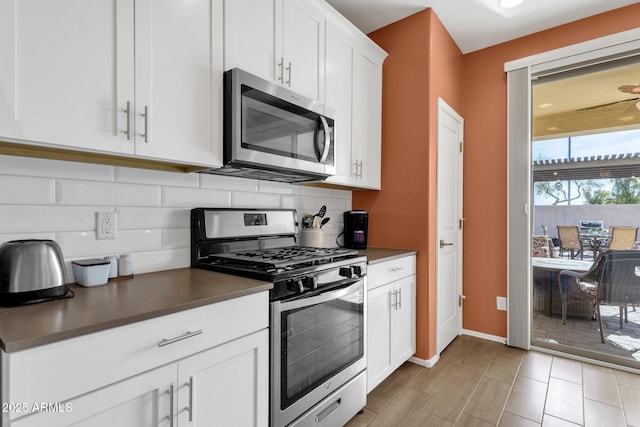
{"left": 358, "top": 247, "right": 418, "bottom": 264}
{"left": 0, "top": 268, "right": 272, "bottom": 353}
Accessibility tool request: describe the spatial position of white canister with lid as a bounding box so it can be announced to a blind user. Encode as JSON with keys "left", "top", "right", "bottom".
{"left": 118, "top": 254, "right": 133, "bottom": 277}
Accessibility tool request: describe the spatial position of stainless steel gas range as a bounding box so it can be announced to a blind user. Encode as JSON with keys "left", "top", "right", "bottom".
{"left": 191, "top": 208, "right": 367, "bottom": 427}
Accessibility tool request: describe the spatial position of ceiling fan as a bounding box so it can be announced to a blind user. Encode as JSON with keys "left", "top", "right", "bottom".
{"left": 617, "top": 84, "right": 640, "bottom": 113}
{"left": 575, "top": 85, "right": 640, "bottom": 112}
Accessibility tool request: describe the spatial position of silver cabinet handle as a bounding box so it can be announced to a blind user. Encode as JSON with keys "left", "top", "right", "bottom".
{"left": 390, "top": 266, "right": 404, "bottom": 272}
{"left": 157, "top": 330, "right": 203, "bottom": 347}
{"left": 166, "top": 383, "right": 174, "bottom": 427}
{"left": 278, "top": 58, "right": 284, "bottom": 83}
{"left": 142, "top": 105, "right": 150, "bottom": 143}
{"left": 440, "top": 240, "right": 454, "bottom": 248}
{"left": 124, "top": 101, "right": 131, "bottom": 140}
{"left": 352, "top": 161, "right": 359, "bottom": 178}
{"left": 397, "top": 288, "right": 402, "bottom": 309}
{"left": 391, "top": 289, "right": 398, "bottom": 310}
{"left": 285, "top": 61, "right": 292, "bottom": 86}
{"left": 357, "top": 160, "right": 363, "bottom": 179}
{"left": 186, "top": 376, "right": 194, "bottom": 422}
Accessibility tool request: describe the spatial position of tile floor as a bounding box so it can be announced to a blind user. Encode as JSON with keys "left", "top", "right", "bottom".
{"left": 345, "top": 335, "right": 640, "bottom": 426}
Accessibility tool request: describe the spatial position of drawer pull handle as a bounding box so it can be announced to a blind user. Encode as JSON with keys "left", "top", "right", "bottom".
{"left": 315, "top": 398, "right": 341, "bottom": 423}
{"left": 158, "top": 330, "right": 203, "bottom": 347}
{"left": 390, "top": 266, "right": 404, "bottom": 272}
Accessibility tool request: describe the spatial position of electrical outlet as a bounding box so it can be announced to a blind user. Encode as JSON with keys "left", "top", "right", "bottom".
{"left": 497, "top": 296, "right": 507, "bottom": 311}
{"left": 96, "top": 211, "right": 117, "bottom": 240}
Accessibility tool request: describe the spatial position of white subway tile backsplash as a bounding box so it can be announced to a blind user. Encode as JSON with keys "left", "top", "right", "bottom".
{"left": 162, "top": 228, "right": 189, "bottom": 249}
{"left": 117, "top": 207, "right": 190, "bottom": 230}
{"left": 0, "top": 156, "right": 351, "bottom": 274}
{"left": 0, "top": 176, "right": 55, "bottom": 205}
{"left": 163, "top": 187, "right": 231, "bottom": 207}
{"left": 0, "top": 206, "right": 106, "bottom": 233}
{"left": 57, "top": 180, "right": 162, "bottom": 206}
{"left": 0, "top": 155, "right": 115, "bottom": 181}
{"left": 132, "top": 248, "right": 191, "bottom": 274}
{"left": 231, "top": 191, "right": 281, "bottom": 208}
{"left": 201, "top": 174, "right": 259, "bottom": 192}
{"left": 116, "top": 167, "right": 200, "bottom": 188}
{"left": 58, "top": 229, "right": 162, "bottom": 258}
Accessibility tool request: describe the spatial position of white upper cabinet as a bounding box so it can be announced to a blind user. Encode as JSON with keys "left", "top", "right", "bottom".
{"left": 0, "top": 0, "right": 223, "bottom": 167}
{"left": 133, "top": 0, "right": 223, "bottom": 166}
{"left": 223, "top": 0, "right": 279, "bottom": 83}
{"left": 323, "top": 15, "right": 387, "bottom": 190}
{"left": 0, "top": 0, "right": 135, "bottom": 155}
{"left": 224, "top": 0, "right": 325, "bottom": 102}
{"left": 280, "top": 0, "right": 325, "bottom": 101}
{"left": 324, "top": 19, "right": 355, "bottom": 183}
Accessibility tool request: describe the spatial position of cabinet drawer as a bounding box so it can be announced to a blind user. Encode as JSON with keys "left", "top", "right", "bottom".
{"left": 5, "top": 291, "right": 268, "bottom": 418}
{"left": 367, "top": 255, "right": 416, "bottom": 290}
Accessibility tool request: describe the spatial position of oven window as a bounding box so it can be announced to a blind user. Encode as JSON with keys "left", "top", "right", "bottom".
{"left": 240, "top": 86, "right": 334, "bottom": 165}
{"left": 280, "top": 285, "right": 364, "bottom": 409}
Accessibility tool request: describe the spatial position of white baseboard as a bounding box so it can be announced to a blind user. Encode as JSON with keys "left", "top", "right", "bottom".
{"left": 408, "top": 353, "right": 439, "bottom": 368}
{"left": 462, "top": 329, "right": 507, "bottom": 345}
{"left": 406, "top": 331, "right": 507, "bottom": 369}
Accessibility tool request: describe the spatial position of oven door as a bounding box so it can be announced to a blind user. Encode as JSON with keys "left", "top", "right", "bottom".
{"left": 271, "top": 279, "right": 366, "bottom": 427}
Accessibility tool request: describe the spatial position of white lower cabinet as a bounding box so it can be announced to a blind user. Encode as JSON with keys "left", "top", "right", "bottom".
{"left": 2, "top": 292, "right": 269, "bottom": 427}
{"left": 177, "top": 329, "right": 269, "bottom": 426}
{"left": 366, "top": 256, "right": 416, "bottom": 393}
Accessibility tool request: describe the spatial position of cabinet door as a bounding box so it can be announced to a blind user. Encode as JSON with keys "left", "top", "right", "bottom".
{"left": 223, "top": 0, "right": 279, "bottom": 83}
{"left": 11, "top": 364, "right": 175, "bottom": 427}
{"left": 391, "top": 275, "right": 417, "bottom": 368}
{"left": 353, "top": 43, "right": 384, "bottom": 189}
{"left": 324, "top": 20, "right": 355, "bottom": 185}
{"left": 0, "top": 0, "right": 135, "bottom": 154}
{"left": 177, "top": 329, "right": 269, "bottom": 426}
{"left": 134, "top": 0, "right": 223, "bottom": 166}
{"left": 281, "top": 0, "right": 325, "bottom": 101}
{"left": 366, "top": 283, "right": 393, "bottom": 393}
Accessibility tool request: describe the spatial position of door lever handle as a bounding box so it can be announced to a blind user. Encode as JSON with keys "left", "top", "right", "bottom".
{"left": 439, "top": 240, "right": 454, "bottom": 248}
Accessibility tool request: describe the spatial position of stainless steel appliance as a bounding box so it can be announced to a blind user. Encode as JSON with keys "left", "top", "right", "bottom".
{"left": 191, "top": 208, "right": 366, "bottom": 427}
{"left": 343, "top": 210, "right": 368, "bottom": 249}
{"left": 0, "top": 239, "right": 70, "bottom": 306}
{"left": 198, "top": 68, "right": 336, "bottom": 183}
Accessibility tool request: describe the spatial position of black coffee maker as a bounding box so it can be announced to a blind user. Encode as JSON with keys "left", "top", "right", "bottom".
{"left": 343, "top": 210, "right": 368, "bottom": 249}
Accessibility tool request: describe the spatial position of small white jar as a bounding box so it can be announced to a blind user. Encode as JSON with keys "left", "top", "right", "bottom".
{"left": 104, "top": 255, "right": 118, "bottom": 278}
{"left": 118, "top": 254, "right": 133, "bottom": 277}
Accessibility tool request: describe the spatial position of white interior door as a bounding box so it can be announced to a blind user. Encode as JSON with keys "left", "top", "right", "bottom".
{"left": 436, "top": 98, "right": 464, "bottom": 354}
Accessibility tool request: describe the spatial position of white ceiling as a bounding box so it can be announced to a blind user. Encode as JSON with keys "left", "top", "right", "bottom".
{"left": 325, "top": 0, "right": 640, "bottom": 54}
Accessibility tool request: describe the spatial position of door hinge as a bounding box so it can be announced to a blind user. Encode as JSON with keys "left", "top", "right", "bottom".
{"left": 459, "top": 142, "right": 463, "bottom": 153}
{"left": 459, "top": 218, "right": 465, "bottom": 230}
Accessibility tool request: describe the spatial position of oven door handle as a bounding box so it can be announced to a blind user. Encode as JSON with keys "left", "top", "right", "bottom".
{"left": 278, "top": 279, "right": 363, "bottom": 311}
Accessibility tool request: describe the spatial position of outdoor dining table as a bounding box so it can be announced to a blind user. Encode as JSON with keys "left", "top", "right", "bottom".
{"left": 579, "top": 232, "right": 611, "bottom": 253}
{"left": 532, "top": 257, "right": 593, "bottom": 318}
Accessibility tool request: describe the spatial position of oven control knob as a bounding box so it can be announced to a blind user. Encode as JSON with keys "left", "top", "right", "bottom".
{"left": 339, "top": 267, "right": 353, "bottom": 278}
{"left": 295, "top": 279, "right": 305, "bottom": 293}
{"left": 352, "top": 265, "right": 362, "bottom": 277}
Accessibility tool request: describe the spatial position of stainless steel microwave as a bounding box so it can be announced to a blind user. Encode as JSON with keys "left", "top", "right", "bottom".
{"left": 200, "top": 68, "right": 335, "bottom": 183}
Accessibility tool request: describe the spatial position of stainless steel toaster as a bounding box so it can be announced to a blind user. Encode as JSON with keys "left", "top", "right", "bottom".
{"left": 0, "top": 239, "right": 69, "bottom": 306}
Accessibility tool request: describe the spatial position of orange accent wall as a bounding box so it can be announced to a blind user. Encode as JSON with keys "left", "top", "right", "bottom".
{"left": 353, "top": 9, "right": 463, "bottom": 360}
{"left": 354, "top": 4, "right": 640, "bottom": 360}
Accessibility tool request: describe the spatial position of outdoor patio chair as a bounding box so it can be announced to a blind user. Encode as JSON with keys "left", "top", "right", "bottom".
{"left": 557, "top": 225, "right": 583, "bottom": 259}
{"left": 558, "top": 250, "right": 640, "bottom": 343}
{"left": 532, "top": 235, "right": 554, "bottom": 257}
{"left": 606, "top": 226, "right": 639, "bottom": 251}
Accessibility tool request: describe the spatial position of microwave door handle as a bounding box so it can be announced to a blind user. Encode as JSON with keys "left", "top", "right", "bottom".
{"left": 316, "top": 116, "right": 331, "bottom": 163}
